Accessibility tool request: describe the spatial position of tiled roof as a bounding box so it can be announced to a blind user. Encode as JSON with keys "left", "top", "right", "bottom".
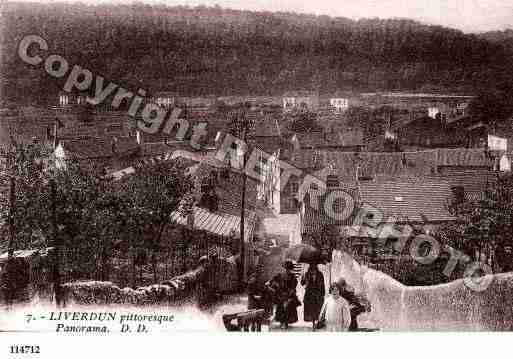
{"left": 0, "top": 247, "right": 53, "bottom": 263}
{"left": 437, "top": 148, "right": 494, "bottom": 167}
{"left": 136, "top": 149, "right": 266, "bottom": 219}
{"left": 170, "top": 206, "right": 256, "bottom": 242}
{"left": 302, "top": 179, "right": 455, "bottom": 234}
{"left": 288, "top": 148, "right": 495, "bottom": 184}
{"left": 294, "top": 130, "right": 364, "bottom": 149}
{"left": 110, "top": 151, "right": 258, "bottom": 241}
{"left": 396, "top": 116, "right": 467, "bottom": 147}
{"left": 187, "top": 159, "right": 260, "bottom": 217}
{"left": 140, "top": 141, "right": 198, "bottom": 158}
{"left": 253, "top": 117, "right": 284, "bottom": 137}
{"left": 0, "top": 117, "right": 55, "bottom": 144}
{"left": 61, "top": 137, "right": 140, "bottom": 159}
{"left": 433, "top": 168, "right": 498, "bottom": 201}
{"left": 359, "top": 179, "right": 455, "bottom": 223}
{"left": 301, "top": 187, "right": 360, "bottom": 234}
{"left": 253, "top": 136, "right": 291, "bottom": 155}
{"left": 283, "top": 91, "right": 319, "bottom": 97}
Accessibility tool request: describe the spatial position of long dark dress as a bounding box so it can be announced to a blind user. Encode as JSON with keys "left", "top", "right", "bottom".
{"left": 269, "top": 272, "right": 299, "bottom": 325}
{"left": 301, "top": 269, "right": 325, "bottom": 322}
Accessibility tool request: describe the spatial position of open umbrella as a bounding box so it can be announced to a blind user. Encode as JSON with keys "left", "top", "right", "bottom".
{"left": 285, "top": 244, "right": 330, "bottom": 264}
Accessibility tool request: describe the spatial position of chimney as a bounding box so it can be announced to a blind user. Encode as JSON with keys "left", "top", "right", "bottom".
{"left": 111, "top": 137, "right": 118, "bottom": 154}
{"left": 53, "top": 119, "right": 58, "bottom": 149}
{"left": 451, "top": 186, "right": 465, "bottom": 205}
{"left": 187, "top": 210, "right": 195, "bottom": 229}
{"left": 46, "top": 126, "right": 52, "bottom": 142}
{"left": 215, "top": 131, "right": 222, "bottom": 149}
{"left": 274, "top": 117, "right": 281, "bottom": 137}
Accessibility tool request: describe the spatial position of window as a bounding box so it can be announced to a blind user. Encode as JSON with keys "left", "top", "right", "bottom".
{"left": 290, "top": 181, "right": 299, "bottom": 194}
{"left": 451, "top": 186, "right": 465, "bottom": 204}
{"left": 59, "top": 95, "right": 69, "bottom": 106}
{"left": 105, "top": 123, "right": 122, "bottom": 134}
{"left": 326, "top": 175, "right": 339, "bottom": 188}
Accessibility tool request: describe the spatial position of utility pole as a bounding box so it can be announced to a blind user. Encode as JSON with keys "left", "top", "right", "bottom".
{"left": 8, "top": 175, "right": 15, "bottom": 259}
{"left": 50, "top": 178, "right": 62, "bottom": 307}
{"left": 5, "top": 174, "right": 16, "bottom": 308}
{"left": 239, "top": 126, "right": 247, "bottom": 287}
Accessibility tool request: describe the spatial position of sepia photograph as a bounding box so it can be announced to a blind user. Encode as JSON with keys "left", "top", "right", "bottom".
{"left": 0, "top": 0, "right": 513, "bottom": 355}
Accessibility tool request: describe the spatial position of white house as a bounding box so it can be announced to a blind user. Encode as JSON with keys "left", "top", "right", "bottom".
{"left": 499, "top": 154, "right": 511, "bottom": 172}
{"left": 54, "top": 142, "right": 67, "bottom": 170}
{"left": 283, "top": 97, "right": 297, "bottom": 110}
{"left": 428, "top": 106, "right": 440, "bottom": 119}
{"left": 488, "top": 134, "right": 508, "bottom": 151}
{"left": 282, "top": 92, "right": 320, "bottom": 112}
{"left": 456, "top": 102, "right": 470, "bottom": 116}
{"left": 329, "top": 98, "right": 349, "bottom": 112}
{"left": 256, "top": 150, "right": 281, "bottom": 214}
{"left": 152, "top": 92, "right": 178, "bottom": 108}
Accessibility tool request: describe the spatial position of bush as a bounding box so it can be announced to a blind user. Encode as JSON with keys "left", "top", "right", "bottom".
{"left": 0, "top": 258, "right": 31, "bottom": 303}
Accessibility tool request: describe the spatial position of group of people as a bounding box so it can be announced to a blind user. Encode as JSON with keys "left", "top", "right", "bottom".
{"left": 247, "top": 260, "right": 367, "bottom": 331}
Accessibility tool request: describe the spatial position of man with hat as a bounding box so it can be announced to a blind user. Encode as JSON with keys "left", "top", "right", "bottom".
{"left": 267, "top": 260, "right": 300, "bottom": 329}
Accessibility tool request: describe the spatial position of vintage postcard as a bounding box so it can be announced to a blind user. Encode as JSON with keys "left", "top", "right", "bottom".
{"left": 0, "top": 0, "right": 512, "bottom": 355}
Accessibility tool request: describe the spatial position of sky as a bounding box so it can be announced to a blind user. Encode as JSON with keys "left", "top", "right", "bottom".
{"left": 19, "top": 0, "right": 513, "bottom": 33}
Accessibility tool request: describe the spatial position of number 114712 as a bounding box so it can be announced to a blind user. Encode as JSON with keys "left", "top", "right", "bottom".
{"left": 9, "top": 345, "right": 40, "bottom": 354}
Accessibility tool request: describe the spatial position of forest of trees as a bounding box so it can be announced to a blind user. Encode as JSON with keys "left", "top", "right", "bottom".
{"left": 1, "top": 2, "right": 513, "bottom": 104}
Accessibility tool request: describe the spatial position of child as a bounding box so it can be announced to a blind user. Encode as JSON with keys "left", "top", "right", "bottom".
{"left": 318, "top": 282, "right": 352, "bottom": 332}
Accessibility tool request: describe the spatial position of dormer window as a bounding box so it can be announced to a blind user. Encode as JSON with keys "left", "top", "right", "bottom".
{"left": 326, "top": 175, "right": 339, "bottom": 188}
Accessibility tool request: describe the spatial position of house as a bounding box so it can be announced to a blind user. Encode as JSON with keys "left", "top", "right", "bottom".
{"left": 290, "top": 129, "right": 364, "bottom": 151}
{"left": 349, "top": 179, "right": 456, "bottom": 256}
{"left": 300, "top": 179, "right": 456, "bottom": 257}
{"left": 428, "top": 105, "right": 448, "bottom": 120}
{"left": 150, "top": 91, "right": 179, "bottom": 108}
{"left": 431, "top": 148, "right": 498, "bottom": 201}
{"left": 58, "top": 91, "right": 87, "bottom": 107}
{"left": 0, "top": 247, "right": 53, "bottom": 266}
{"left": 285, "top": 147, "right": 500, "bottom": 208}
{"left": 170, "top": 206, "right": 257, "bottom": 245}
{"left": 55, "top": 136, "right": 141, "bottom": 173}
{"left": 329, "top": 98, "right": 349, "bottom": 112}
{"left": 283, "top": 91, "right": 319, "bottom": 112}
{"left": 396, "top": 116, "right": 466, "bottom": 150}
{"left": 455, "top": 102, "right": 470, "bottom": 117}
{"left": 164, "top": 153, "right": 266, "bottom": 270}
{"left": 57, "top": 113, "right": 133, "bottom": 140}
{"left": 113, "top": 150, "right": 262, "bottom": 241}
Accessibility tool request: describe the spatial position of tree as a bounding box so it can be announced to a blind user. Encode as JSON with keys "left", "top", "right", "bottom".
{"left": 440, "top": 175, "right": 513, "bottom": 273}
{"left": 468, "top": 89, "right": 513, "bottom": 123}
{"left": 122, "top": 159, "right": 194, "bottom": 283}
{"left": 0, "top": 143, "right": 114, "bottom": 303}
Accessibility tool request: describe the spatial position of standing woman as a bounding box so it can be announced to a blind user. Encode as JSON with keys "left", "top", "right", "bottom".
{"left": 269, "top": 261, "right": 300, "bottom": 329}
{"left": 301, "top": 263, "right": 325, "bottom": 329}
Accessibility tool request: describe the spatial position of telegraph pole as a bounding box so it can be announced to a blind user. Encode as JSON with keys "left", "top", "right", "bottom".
{"left": 4, "top": 174, "right": 16, "bottom": 308}
{"left": 50, "top": 178, "right": 62, "bottom": 307}
{"left": 7, "top": 175, "right": 15, "bottom": 259}
{"left": 239, "top": 127, "right": 247, "bottom": 287}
